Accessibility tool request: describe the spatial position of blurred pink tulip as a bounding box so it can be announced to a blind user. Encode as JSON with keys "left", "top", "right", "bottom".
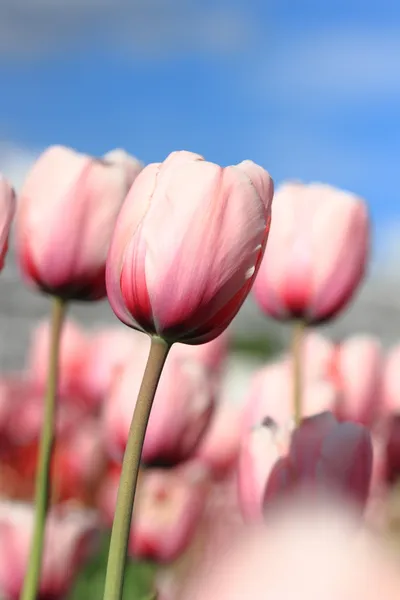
{"left": 0, "top": 378, "right": 81, "bottom": 447}
{"left": 27, "top": 318, "right": 92, "bottom": 405}
{"left": 0, "top": 501, "right": 99, "bottom": 600}
{"left": 82, "top": 326, "right": 148, "bottom": 403}
{"left": 264, "top": 412, "right": 373, "bottom": 509}
{"left": 178, "top": 496, "right": 400, "bottom": 600}
{"left": 0, "top": 175, "right": 15, "bottom": 271}
{"left": 16, "top": 145, "right": 133, "bottom": 300}
{"left": 129, "top": 463, "right": 209, "bottom": 562}
{"left": 106, "top": 150, "right": 274, "bottom": 344}
{"left": 52, "top": 419, "right": 106, "bottom": 503}
{"left": 238, "top": 420, "right": 286, "bottom": 521}
{"left": 383, "top": 344, "right": 400, "bottom": 414}
{"left": 173, "top": 330, "right": 230, "bottom": 377}
{"left": 156, "top": 474, "right": 244, "bottom": 600}
{"left": 328, "top": 335, "right": 383, "bottom": 426}
{"left": 281, "top": 331, "right": 335, "bottom": 381}
{"left": 194, "top": 400, "right": 242, "bottom": 478}
{"left": 103, "top": 346, "right": 215, "bottom": 466}
{"left": 243, "top": 360, "right": 337, "bottom": 434}
{"left": 103, "top": 148, "right": 144, "bottom": 188}
{"left": 253, "top": 182, "right": 369, "bottom": 324}
{"left": 98, "top": 463, "right": 208, "bottom": 563}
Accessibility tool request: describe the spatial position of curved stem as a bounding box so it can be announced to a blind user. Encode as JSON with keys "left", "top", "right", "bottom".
{"left": 292, "top": 320, "right": 306, "bottom": 427}
{"left": 103, "top": 336, "right": 171, "bottom": 600}
{"left": 20, "top": 296, "right": 66, "bottom": 600}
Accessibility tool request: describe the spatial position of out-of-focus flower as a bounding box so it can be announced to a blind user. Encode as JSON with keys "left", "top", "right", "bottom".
{"left": 253, "top": 182, "right": 369, "bottom": 324}
{"left": 98, "top": 462, "right": 208, "bottom": 563}
{"left": 156, "top": 474, "right": 244, "bottom": 600}
{"left": 327, "top": 335, "right": 383, "bottom": 426}
{"left": 0, "top": 175, "right": 15, "bottom": 271}
{"left": 242, "top": 360, "right": 337, "bottom": 434}
{"left": 194, "top": 400, "right": 242, "bottom": 479}
{"left": 280, "top": 331, "right": 335, "bottom": 381}
{"left": 383, "top": 345, "right": 400, "bottom": 415}
{"left": 264, "top": 412, "right": 373, "bottom": 510}
{"left": 0, "top": 501, "right": 99, "bottom": 600}
{"left": 176, "top": 496, "right": 400, "bottom": 600}
{"left": 51, "top": 419, "right": 107, "bottom": 505}
{"left": 173, "top": 330, "right": 230, "bottom": 378}
{"left": 82, "top": 326, "right": 147, "bottom": 404}
{"left": 106, "top": 150, "right": 274, "bottom": 344}
{"left": 104, "top": 346, "right": 215, "bottom": 466}
{"left": 237, "top": 420, "right": 286, "bottom": 521}
{"left": 16, "top": 145, "right": 132, "bottom": 301}
{"left": 27, "top": 318, "right": 92, "bottom": 406}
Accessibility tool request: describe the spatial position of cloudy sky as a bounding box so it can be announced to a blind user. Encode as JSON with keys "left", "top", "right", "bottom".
{"left": 0, "top": 0, "right": 399, "bottom": 269}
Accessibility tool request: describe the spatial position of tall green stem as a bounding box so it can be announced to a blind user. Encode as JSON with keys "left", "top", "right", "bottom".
{"left": 103, "top": 336, "right": 171, "bottom": 600}
{"left": 292, "top": 320, "right": 306, "bottom": 427}
{"left": 20, "top": 296, "right": 66, "bottom": 600}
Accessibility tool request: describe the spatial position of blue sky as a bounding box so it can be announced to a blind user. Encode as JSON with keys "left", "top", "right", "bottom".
{"left": 0, "top": 0, "right": 399, "bottom": 267}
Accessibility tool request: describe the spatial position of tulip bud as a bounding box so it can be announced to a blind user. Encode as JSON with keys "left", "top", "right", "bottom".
{"left": 82, "top": 326, "right": 147, "bottom": 403}
{"left": 264, "top": 412, "right": 373, "bottom": 509}
{"left": 328, "top": 335, "right": 383, "bottom": 426}
{"left": 253, "top": 182, "right": 369, "bottom": 324}
{"left": 0, "top": 501, "right": 99, "bottom": 600}
{"left": 237, "top": 420, "right": 284, "bottom": 521}
{"left": 27, "top": 317, "right": 91, "bottom": 403}
{"left": 0, "top": 175, "right": 15, "bottom": 271}
{"left": 129, "top": 464, "right": 208, "bottom": 562}
{"left": 16, "top": 145, "right": 138, "bottom": 301}
{"left": 103, "top": 344, "right": 215, "bottom": 466}
{"left": 242, "top": 360, "right": 337, "bottom": 434}
{"left": 106, "top": 150, "right": 274, "bottom": 344}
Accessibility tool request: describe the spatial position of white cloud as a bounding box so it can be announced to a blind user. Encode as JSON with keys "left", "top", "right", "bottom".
{"left": 0, "top": 1, "right": 257, "bottom": 58}
{"left": 258, "top": 25, "right": 400, "bottom": 104}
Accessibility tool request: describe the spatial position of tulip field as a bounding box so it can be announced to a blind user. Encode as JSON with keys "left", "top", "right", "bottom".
{"left": 1, "top": 149, "right": 400, "bottom": 599}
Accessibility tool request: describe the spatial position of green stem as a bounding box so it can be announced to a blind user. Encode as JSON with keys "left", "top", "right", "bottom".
{"left": 20, "top": 296, "right": 66, "bottom": 600}
{"left": 292, "top": 320, "right": 305, "bottom": 427}
{"left": 103, "top": 336, "right": 171, "bottom": 600}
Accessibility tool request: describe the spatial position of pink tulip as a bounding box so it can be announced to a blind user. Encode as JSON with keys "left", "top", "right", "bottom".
{"left": 383, "top": 344, "right": 400, "bottom": 414}
{"left": 0, "top": 175, "right": 15, "bottom": 271}
{"left": 173, "top": 330, "right": 230, "bottom": 376}
{"left": 103, "top": 345, "right": 215, "bottom": 466}
{"left": 242, "top": 360, "right": 337, "bottom": 434}
{"left": 179, "top": 496, "right": 400, "bottom": 600}
{"left": 0, "top": 501, "right": 99, "bottom": 600}
{"left": 156, "top": 474, "right": 245, "bottom": 600}
{"left": 281, "top": 331, "right": 335, "bottom": 381}
{"left": 194, "top": 400, "right": 242, "bottom": 478}
{"left": 27, "top": 318, "right": 92, "bottom": 406}
{"left": 129, "top": 463, "right": 209, "bottom": 562}
{"left": 328, "top": 335, "right": 383, "bottom": 426}
{"left": 0, "top": 378, "right": 81, "bottom": 446}
{"left": 82, "top": 326, "right": 147, "bottom": 403}
{"left": 51, "top": 419, "right": 106, "bottom": 503}
{"left": 253, "top": 182, "right": 369, "bottom": 324}
{"left": 103, "top": 148, "right": 144, "bottom": 188}
{"left": 106, "top": 150, "right": 274, "bottom": 344}
{"left": 238, "top": 420, "right": 286, "bottom": 521}
{"left": 98, "top": 463, "right": 209, "bottom": 563}
{"left": 16, "top": 145, "right": 134, "bottom": 300}
{"left": 264, "top": 412, "right": 373, "bottom": 509}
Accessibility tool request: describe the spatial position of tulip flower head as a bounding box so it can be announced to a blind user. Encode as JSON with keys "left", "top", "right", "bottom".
{"left": 106, "top": 150, "right": 274, "bottom": 344}
{"left": 253, "top": 182, "right": 369, "bottom": 324}
{"left": 16, "top": 145, "right": 135, "bottom": 301}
